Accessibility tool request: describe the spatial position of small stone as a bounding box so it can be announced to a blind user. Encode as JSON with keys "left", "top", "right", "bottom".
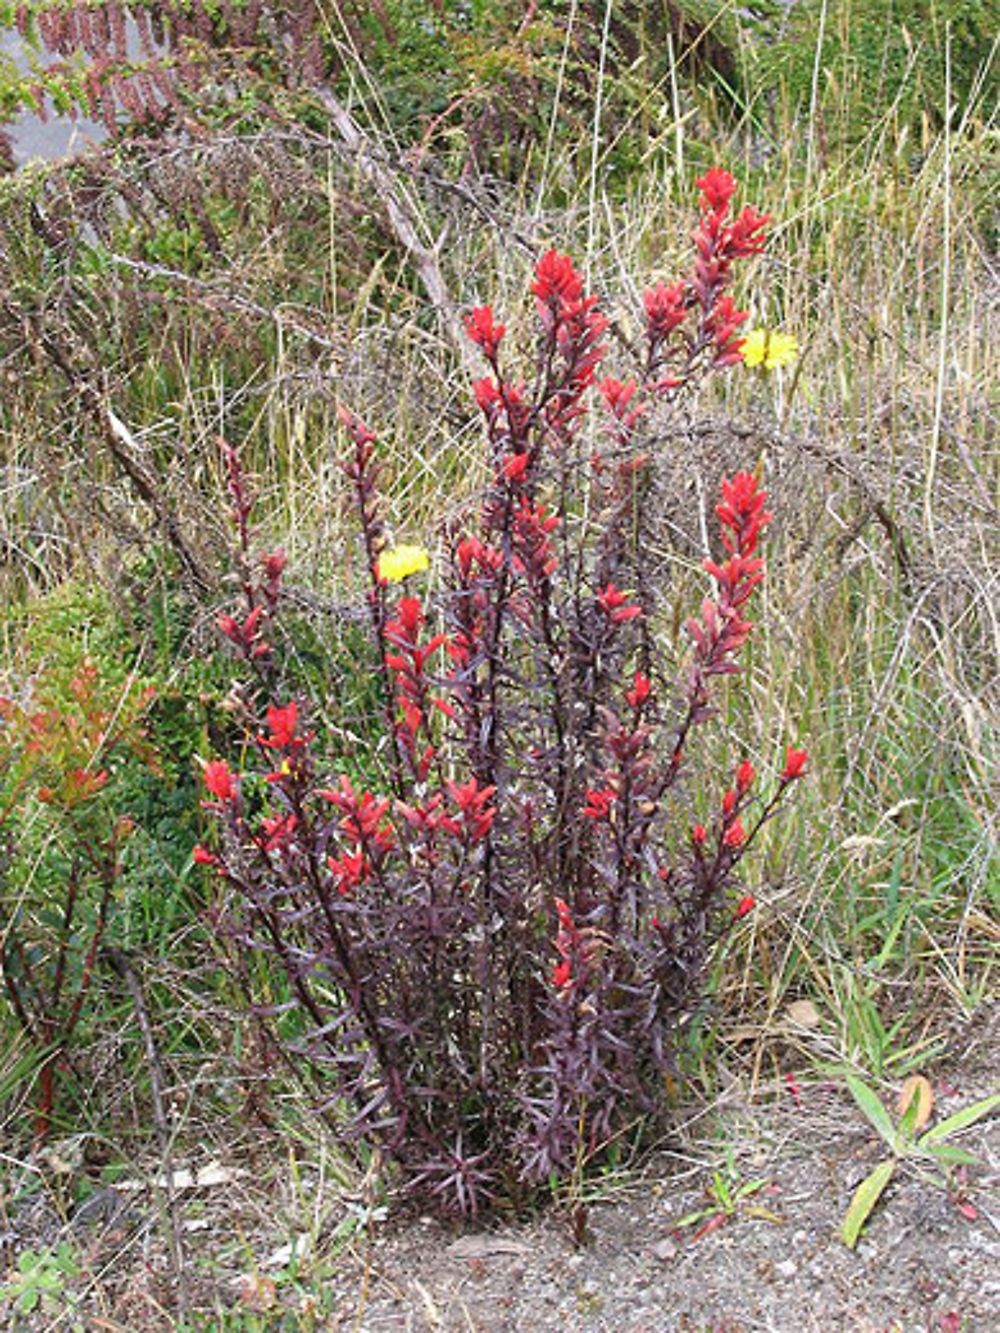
{"left": 774, "top": 1258, "right": 798, "bottom": 1280}
{"left": 651, "top": 1237, "right": 678, "bottom": 1263}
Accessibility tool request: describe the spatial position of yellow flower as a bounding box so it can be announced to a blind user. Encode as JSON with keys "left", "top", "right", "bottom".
{"left": 376, "top": 544, "right": 430, "bottom": 583}
{"left": 741, "top": 329, "right": 799, "bottom": 371}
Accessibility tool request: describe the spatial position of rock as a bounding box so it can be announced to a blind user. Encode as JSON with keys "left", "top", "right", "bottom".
{"left": 650, "top": 1237, "right": 678, "bottom": 1262}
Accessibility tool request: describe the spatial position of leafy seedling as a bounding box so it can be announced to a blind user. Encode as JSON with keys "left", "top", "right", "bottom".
{"left": 841, "top": 1075, "right": 1000, "bottom": 1248}
{"left": 0, "top": 1242, "right": 79, "bottom": 1317}
{"left": 673, "top": 1169, "right": 780, "bottom": 1241}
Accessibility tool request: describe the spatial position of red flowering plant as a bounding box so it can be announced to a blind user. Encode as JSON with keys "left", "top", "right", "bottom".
{"left": 0, "top": 660, "right": 155, "bottom": 1141}
{"left": 200, "top": 170, "right": 806, "bottom": 1216}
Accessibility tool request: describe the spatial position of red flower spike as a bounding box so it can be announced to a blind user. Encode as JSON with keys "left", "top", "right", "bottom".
{"left": 531, "top": 249, "right": 584, "bottom": 308}
{"left": 554, "top": 897, "right": 574, "bottom": 930}
{"left": 193, "top": 844, "right": 217, "bottom": 866}
{"left": 597, "top": 583, "right": 642, "bottom": 623}
{"left": 722, "top": 789, "right": 737, "bottom": 816}
{"left": 724, "top": 818, "right": 746, "bottom": 848}
{"left": 263, "top": 701, "right": 298, "bottom": 749}
{"left": 262, "top": 549, "right": 286, "bottom": 582}
{"left": 736, "top": 759, "right": 755, "bottom": 792}
{"left": 203, "top": 759, "right": 236, "bottom": 802}
{"left": 735, "top": 894, "right": 755, "bottom": 919}
{"left": 696, "top": 166, "right": 737, "bottom": 214}
{"left": 552, "top": 959, "right": 572, "bottom": 989}
{"left": 626, "top": 672, "right": 652, "bottom": 710}
{"left": 782, "top": 747, "right": 808, "bottom": 781}
{"left": 464, "top": 305, "right": 505, "bottom": 358}
{"left": 583, "top": 786, "right": 617, "bottom": 821}
{"left": 691, "top": 823, "right": 707, "bottom": 845}
{"left": 502, "top": 452, "right": 530, "bottom": 482}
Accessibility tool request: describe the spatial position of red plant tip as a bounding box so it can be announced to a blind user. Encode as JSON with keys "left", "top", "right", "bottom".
{"left": 263, "top": 701, "right": 298, "bottom": 749}
{"left": 722, "top": 788, "right": 737, "bottom": 816}
{"left": 735, "top": 894, "right": 755, "bottom": 919}
{"left": 203, "top": 759, "right": 236, "bottom": 801}
{"left": 597, "top": 583, "right": 642, "bottom": 623}
{"left": 724, "top": 818, "right": 746, "bottom": 848}
{"left": 262, "top": 549, "right": 286, "bottom": 581}
{"left": 717, "top": 472, "right": 773, "bottom": 555}
{"left": 643, "top": 281, "right": 687, "bottom": 340}
{"left": 473, "top": 376, "right": 501, "bottom": 413}
{"left": 337, "top": 406, "right": 376, "bottom": 446}
{"left": 582, "top": 786, "right": 617, "bottom": 821}
{"left": 502, "top": 452, "right": 530, "bottom": 482}
{"left": 193, "top": 844, "right": 217, "bottom": 866}
{"left": 782, "top": 747, "right": 808, "bottom": 781}
{"left": 691, "top": 823, "right": 707, "bottom": 845}
{"left": 553, "top": 897, "right": 575, "bottom": 931}
{"left": 531, "top": 248, "right": 584, "bottom": 308}
{"left": 626, "top": 671, "right": 652, "bottom": 709}
{"left": 696, "top": 166, "right": 736, "bottom": 214}
{"left": 464, "top": 305, "right": 505, "bottom": 358}
{"left": 736, "top": 759, "right": 755, "bottom": 792}
{"left": 260, "top": 812, "right": 298, "bottom": 852}
{"left": 552, "top": 959, "right": 572, "bottom": 989}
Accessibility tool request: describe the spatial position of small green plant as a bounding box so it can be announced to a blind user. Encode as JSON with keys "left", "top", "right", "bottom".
{"left": 0, "top": 1241, "right": 79, "bottom": 1321}
{"left": 841, "top": 1074, "right": 1000, "bottom": 1248}
{"left": 672, "top": 1162, "right": 779, "bottom": 1241}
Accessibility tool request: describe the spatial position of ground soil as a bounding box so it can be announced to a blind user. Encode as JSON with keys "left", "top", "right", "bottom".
{"left": 3, "top": 1017, "right": 997, "bottom": 1332}
{"left": 328, "top": 1076, "right": 999, "bottom": 1332}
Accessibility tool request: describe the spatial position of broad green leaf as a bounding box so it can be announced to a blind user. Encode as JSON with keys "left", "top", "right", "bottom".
{"left": 920, "top": 1093, "right": 1000, "bottom": 1145}
{"left": 842, "top": 1158, "right": 895, "bottom": 1249}
{"left": 846, "top": 1075, "right": 897, "bottom": 1147}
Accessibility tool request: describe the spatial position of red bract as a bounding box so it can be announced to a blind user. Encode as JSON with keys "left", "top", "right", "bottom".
{"left": 531, "top": 248, "right": 584, "bottom": 310}
{"left": 259, "top": 812, "right": 298, "bottom": 852}
{"left": 643, "top": 281, "right": 687, "bottom": 345}
{"left": 597, "top": 583, "right": 641, "bottom": 623}
{"left": 193, "top": 844, "right": 217, "bottom": 866}
{"left": 552, "top": 959, "right": 572, "bottom": 989}
{"left": 735, "top": 894, "right": 755, "bottom": 919}
{"left": 724, "top": 818, "right": 746, "bottom": 847}
{"left": 502, "top": 451, "right": 530, "bottom": 482}
{"left": 464, "top": 305, "right": 505, "bottom": 358}
{"left": 782, "top": 747, "right": 808, "bottom": 781}
{"left": 583, "top": 786, "right": 617, "bottom": 821}
{"left": 600, "top": 376, "right": 645, "bottom": 435}
{"left": 717, "top": 472, "right": 774, "bottom": 556}
{"left": 263, "top": 701, "right": 299, "bottom": 749}
{"left": 203, "top": 759, "right": 236, "bottom": 801}
{"left": 626, "top": 672, "right": 652, "bottom": 709}
{"left": 696, "top": 166, "right": 737, "bottom": 214}
{"left": 736, "top": 759, "right": 755, "bottom": 792}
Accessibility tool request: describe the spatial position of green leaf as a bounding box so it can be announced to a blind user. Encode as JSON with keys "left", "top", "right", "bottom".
{"left": 842, "top": 1158, "right": 896, "bottom": 1249}
{"left": 919, "top": 1093, "right": 1000, "bottom": 1145}
{"left": 846, "top": 1075, "right": 898, "bottom": 1148}
{"left": 923, "top": 1143, "right": 980, "bottom": 1167}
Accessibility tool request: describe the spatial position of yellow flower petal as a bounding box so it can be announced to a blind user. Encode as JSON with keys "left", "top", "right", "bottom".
{"left": 376, "top": 544, "right": 430, "bottom": 584}
{"left": 741, "top": 329, "right": 798, "bottom": 371}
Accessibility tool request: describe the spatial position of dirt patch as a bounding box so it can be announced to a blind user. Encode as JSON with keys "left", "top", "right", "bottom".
{"left": 328, "top": 1079, "right": 999, "bottom": 1332}
{"left": 3, "top": 1050, "right": 998, "bottom": 1331}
